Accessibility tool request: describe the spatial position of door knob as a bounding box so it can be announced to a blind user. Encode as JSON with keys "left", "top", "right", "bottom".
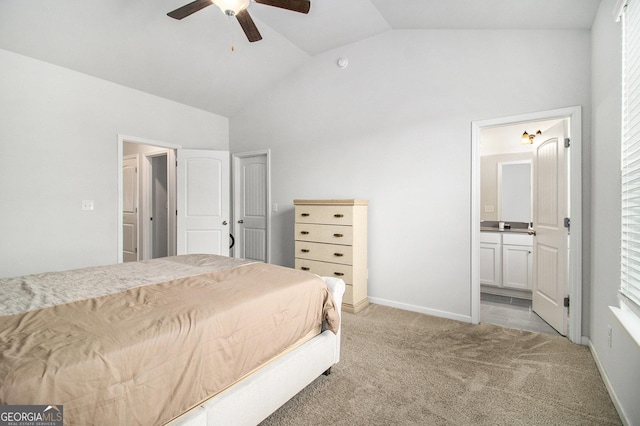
{"left": 222, "top": 221, "right": 228, "bottom": 225}
{"left": 528, "top": 229, "right": 536, "bottom": 236}
{"left": 238, "top": 219, "right": 244, "bottom": 224}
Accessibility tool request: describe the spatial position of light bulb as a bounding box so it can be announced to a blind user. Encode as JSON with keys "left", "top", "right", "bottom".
{"left": 212, "top": 0, "right": 250, "bottom": 15}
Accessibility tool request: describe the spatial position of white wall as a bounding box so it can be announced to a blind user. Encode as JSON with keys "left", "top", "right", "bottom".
{"left": 590, "top": 1, "right": 640, "bottom": 424}
{"left": 230, "top": 29, "right": 591, "bottom": 322}
{"left": 0, "top": 49, "right": 228, "bottom": 278}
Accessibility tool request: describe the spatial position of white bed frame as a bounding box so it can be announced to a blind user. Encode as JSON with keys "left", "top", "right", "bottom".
{"left": 167, "top": 277, "right": 345, "bottom": 426}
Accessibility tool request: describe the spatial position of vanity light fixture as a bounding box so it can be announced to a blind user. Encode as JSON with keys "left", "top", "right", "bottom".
{"left": 521, "top": 129, "right": 542, "bottom": 144}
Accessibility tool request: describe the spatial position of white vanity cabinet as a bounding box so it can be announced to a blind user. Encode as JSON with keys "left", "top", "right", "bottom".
{"left": 480, "top": 232, "right": 502, "bottom": 286}
{"left": 501, "top": 233, "right": 533, "bottom": 290}
{"left": 480, "top": 231, "right": 533, "bottom": 294}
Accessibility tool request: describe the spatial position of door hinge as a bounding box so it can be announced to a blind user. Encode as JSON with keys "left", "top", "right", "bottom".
{"left": 564, "top": 217, "right": 570, "bottom": 229}
{"left": 564, "top": 296, "right": 570, "bottom": 308}
{"left": 564, "top": 138, "right": 571, "bottom": 148}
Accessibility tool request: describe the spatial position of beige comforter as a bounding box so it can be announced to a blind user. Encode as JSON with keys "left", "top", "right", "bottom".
{"left": 0, "top": 256, "right": 339, "bottom": 425}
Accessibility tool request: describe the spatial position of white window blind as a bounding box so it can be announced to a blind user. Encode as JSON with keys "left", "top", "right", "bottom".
{"left": 621, "top": 0, "right": 640, "bottom": 308}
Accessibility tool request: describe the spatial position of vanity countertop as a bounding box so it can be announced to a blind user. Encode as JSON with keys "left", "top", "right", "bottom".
{"left": 480, "top": 227, "right": 530, "bottom": 234}
{"left": 480, "top": 221, "right": 531, "bottom": 234}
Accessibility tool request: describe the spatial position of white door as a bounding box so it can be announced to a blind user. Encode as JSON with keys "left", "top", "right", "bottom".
{"left": 123, "top": 155, "right": 139, "bottom": 262}
{"left": 532, "top": 121, "right": 569, "bottom": 335}
{"left": 234, "top": 154, "right": 268, "bottom": 262}
{"left": 176, "top": 149, "right": 230, "bottom": 256}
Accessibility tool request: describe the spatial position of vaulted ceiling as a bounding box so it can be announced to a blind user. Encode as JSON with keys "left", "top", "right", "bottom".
{"left": 0, "top": 0, "right": 601, "bottom": 117}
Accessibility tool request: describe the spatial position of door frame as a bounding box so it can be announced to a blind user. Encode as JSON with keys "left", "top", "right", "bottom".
{"left": 232, "top": 150, "right": 271, "bottom": 263}
{"left": 117, "top": 134, "right": 181, "bottom": 263}
{"left": 471, "top": 106, "right": 583, "bottom": 344}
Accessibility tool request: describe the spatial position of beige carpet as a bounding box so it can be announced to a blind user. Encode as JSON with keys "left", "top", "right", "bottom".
{"left": 261, "top": 304, "right": 620, "bottom": 425}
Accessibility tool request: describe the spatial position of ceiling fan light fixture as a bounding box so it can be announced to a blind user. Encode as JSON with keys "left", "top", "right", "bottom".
{"left": 212, "top": 0, "right": 250, "bottom": 15}
{"left": 167, "top": 0, "right": 310, "bottom": 43}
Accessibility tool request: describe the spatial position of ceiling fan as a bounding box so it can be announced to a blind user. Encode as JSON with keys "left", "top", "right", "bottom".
{"left": 167, "top": 0, "right": 311, "bottom": 43}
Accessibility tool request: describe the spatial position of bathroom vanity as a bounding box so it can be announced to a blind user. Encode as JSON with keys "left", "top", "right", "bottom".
{"left": 480, "top": 225, "right": 533, "bottom": 299}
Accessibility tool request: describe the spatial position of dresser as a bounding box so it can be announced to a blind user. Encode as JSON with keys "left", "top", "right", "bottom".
{"left": 294, "top": 199, "right": 368, "bottom": 313}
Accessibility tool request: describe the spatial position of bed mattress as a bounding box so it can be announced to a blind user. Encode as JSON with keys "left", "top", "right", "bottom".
{"left": 0, "top": 255, "right": 339, "bottom": 425}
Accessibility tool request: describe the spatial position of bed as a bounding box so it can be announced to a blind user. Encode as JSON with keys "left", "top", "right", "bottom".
{"left": 0, "top": 254, "right": 345, "bottom": 425}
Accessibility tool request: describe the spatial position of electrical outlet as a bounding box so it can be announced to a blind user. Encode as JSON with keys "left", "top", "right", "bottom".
{"left": 81, "top": 200, "right": 94, "bottom": 211}
{"left": 607, "top": 325, "right": 612, "bottom": 348}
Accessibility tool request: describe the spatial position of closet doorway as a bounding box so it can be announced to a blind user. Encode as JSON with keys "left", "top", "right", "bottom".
{"left": 471, "top": 106, "right": 583, "bottom": 344}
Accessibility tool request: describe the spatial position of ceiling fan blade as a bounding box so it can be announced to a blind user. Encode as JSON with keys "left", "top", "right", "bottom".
{"left": 255, "top": 0, "right": 310, "bottom": 14}
{"left": 236, "top": 9, "right": 262, "bottom": 42}
{"left": 167, "top": 0, "right": 212, "bottom": 20}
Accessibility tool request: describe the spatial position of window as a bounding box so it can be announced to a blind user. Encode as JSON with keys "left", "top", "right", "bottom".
{"left": 621, "top": 0, "right": 640, "bottom": 312}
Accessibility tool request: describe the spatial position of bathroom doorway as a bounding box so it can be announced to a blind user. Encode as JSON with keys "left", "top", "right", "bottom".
{"left": 471, "top": 106, "right": 583, "bottom": 344}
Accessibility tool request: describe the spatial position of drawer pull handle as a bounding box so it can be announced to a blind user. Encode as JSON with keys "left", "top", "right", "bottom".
{"left": 333, "top": 233, "right": 344, "bottom": 238}
{"left": 301, "top": 231, "right": 309, "bottom": 235}
{"left": 301, "top": 213, "right": 310, "bottom": 217}
{"left": 334, "top": 214, "right": 344, "bottom": 218}
{"left": 334, "top": 253, "right": 344, "bottom": 257}
{"left": 301, "top": 249, "right": 310, "bottom": 253}
{"left": 301, "top": 267, "right": 310, "bottom": 271}
{"left": 334, "top": 272, "right": 344, "bottom": 276}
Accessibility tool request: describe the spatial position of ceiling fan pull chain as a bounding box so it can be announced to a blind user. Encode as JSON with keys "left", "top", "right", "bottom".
{"left": 227, "top": 14, "right": 235, "bottom": 52}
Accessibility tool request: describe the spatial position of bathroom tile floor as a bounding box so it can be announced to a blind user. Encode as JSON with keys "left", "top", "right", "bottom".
{"left": 480, "top": 293, "right": 561, "bottom": 336}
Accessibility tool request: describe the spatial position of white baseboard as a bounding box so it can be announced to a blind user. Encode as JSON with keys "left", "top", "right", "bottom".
{"left": 588, "top": 340, "right": 629, "bottom": 426}
{"left": 368, "top": 296, "right": 472, "bottom": 323}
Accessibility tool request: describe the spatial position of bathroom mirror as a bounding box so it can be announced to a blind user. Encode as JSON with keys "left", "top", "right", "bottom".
{"left": 499, "top": 161, "right": 531, "bottom": 223}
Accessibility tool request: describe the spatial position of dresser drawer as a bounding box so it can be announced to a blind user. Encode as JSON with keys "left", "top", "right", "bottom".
{"left": 295, "top": 223, "right": 353, "bottom": 245}
{"left": 295, "top": 258, "right": 353, "bottom": 283}
{"left": 295, "top": 241, "right": 353, "bottom": 265}
{"left": 295, "top": 205, "right": 353, "bottom": 225}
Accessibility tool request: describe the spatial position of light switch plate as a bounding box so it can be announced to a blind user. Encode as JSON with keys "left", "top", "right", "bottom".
{"left": 82, "top": 200, "right": 94, "bottom": 211}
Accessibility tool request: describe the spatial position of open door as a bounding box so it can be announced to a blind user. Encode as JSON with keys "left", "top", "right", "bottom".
{"left": 233, "top": 152, "right": 269, "bottom": 262}
{"left": 532, "top": 120, "right": 569, "bottom": 335}
{"left": 176, "top": 149, "right": 230, "bottom": 256}
{"left": 123, "top": 155, "right": 139, "bottom": 262}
